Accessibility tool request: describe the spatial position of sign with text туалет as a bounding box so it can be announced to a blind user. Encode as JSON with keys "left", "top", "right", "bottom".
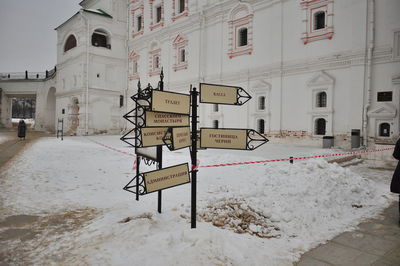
{"left": 162, "top": 127, "right": 191, "bottom": 151}
{"left": 141, "top": 127, "right": 168, "bottom": 147}
{"left": 144, "top": 163, "right": 190, "bottom": 193}
{"left": 200, "top": 128, "right": 269, "bottom": 150}
{"left": 145, "top": 111, "right": 189, "bottom": 127}
{"left": 151, "top": 90, "right": 190, "bottom": 115}
{"left": 199, "top": 83, "right": 251, "bottom": 105}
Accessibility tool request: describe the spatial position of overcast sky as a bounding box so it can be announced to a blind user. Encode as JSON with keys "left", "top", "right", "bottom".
{"left": 0, "top": 0, "right": 82, "bottom": 72}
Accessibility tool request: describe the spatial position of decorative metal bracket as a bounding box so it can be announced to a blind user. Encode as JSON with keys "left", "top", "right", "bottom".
{"left": 120, "top": 128, "right": 142, "bottom": 148}
{"left": 236, "top": 88, "right": 252, "bottom": 105}
{"left": 123, "top": 174, "right": 146, "bottom": 195}
{"left": 246, "top": 130, "right": 269, "bottom": 150}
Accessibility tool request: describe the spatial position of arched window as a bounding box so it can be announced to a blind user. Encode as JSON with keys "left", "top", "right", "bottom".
{"left": 258, "top": 96, "right": 265, "bottom": 110}
{"left": 314, "top": 11, "right": 325, "bottom": 30}
{"left": 258, "top": 119, "right": 265, "bottom": 134}
{"left": 238, "top": 27, "right": 248, "bottom": 47}
{"left": 316, "top": 92, "right": 327, "bottom": 107}
{"left": 92, "top": 29, "right": 110, "bottom": 49}
{"left": 64, "top": 35, "right": 77, "bottom": 52}
{"left": 315, "top": 118, "right": 326, "bottom": 135}
{"left": 379, "top": 123, "right": 390, "bottom": 137}
{"left": 213, "top": 120, "right": 219, "bottom": 129}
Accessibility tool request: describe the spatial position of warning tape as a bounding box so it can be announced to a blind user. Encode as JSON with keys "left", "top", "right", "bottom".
{"left": 199, "top": 147, "right": 394, "bottom": 168}
{"left": 86, "top": 137, "right": 394, "bottom": 169}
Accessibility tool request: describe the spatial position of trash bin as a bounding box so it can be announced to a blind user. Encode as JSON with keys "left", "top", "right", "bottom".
{"left": 351, "top": 129, "right": 361, "bottom": 149}
{"left": 322, "top": 136, "right": 334, "bottom": 148}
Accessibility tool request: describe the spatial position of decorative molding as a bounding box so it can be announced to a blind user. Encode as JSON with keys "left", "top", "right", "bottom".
{"left": 131, "top": 3, "right": 144, "bottom": 38}
{"left": 368, "top": 104, "right": 397, "bottom": 119}
{"left": 129, "top": 50, "right": 140, "bottom": 80}
{"left": 301, "top": 0, "right": 334, "bottom": 44}
{"left": 172, "top": 34, "right": 188, "bottom": 72}
{"left": 172, "top": 0, "right": 189, "bottom": 22}
{"left": 149, "top": 0, "right": 165, "bottom": 31}
{"left": 228, "top": 3, "right": 254, "bottom": 59}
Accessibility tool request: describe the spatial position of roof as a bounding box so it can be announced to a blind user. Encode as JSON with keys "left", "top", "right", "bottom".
{"left": 82, "top": 8, "right": 113, "bottom": 19}
{"left": 54, "top": 8, "right": 112, "bottom": 30}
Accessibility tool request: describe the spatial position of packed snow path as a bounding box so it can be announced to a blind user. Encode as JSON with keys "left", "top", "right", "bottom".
{"left": 0, "top": 135, "right": 396, "bottom": 265}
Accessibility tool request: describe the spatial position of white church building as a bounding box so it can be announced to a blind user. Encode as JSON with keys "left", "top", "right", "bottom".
{"left": 0, "top": 0, "right": 399, "bottom": 148}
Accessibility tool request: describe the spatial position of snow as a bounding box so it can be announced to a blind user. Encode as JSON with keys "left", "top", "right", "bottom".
{"left": 0, "top": 135, "right": 395, "bottom": 265}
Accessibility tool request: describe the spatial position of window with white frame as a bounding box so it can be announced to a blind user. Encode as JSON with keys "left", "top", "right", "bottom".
{"left": 379, "top": 123, "right": 390, "bottom": 137}
{"left": 150, "top": 0, "right": 164, "bottom": 31}
{"left": 131, "top": 3, "right": 144, "bottom": 38}
{"left": 258, "top": 119, "right": 265, "bottom": 134}
{"left": 258, "top": 96, "right": 265, "bottom": 111}
{"left": 149, "top": 44, "right": 161, "bottom": 77}
{"left": 213, "top": 120, "right": 219, "bottom": 129}
{"left": 129, "top": 50, "right": 140, "bottom": 80}
{"left": 394, "top": 30, "right": 400, "bottom": 59}
{"left": 173, "top": 34, "right": 188, "bottom": 71}
{"left": 213, "top": 104, "right": 219, "bottom": 112}
{"left": 316, "top": 91, "right": 327, "bottom": 107}
{"left": 172, "top": 0, "right": 188, "bottom": 22}
{"left": 228, "top": 3, "right": 253, "bottom": 59}
{"left": 301, "top": 0, "right": 334, "bottom": 44}
{"left": 315, "top": 118, "right": 326, "bottom": 135}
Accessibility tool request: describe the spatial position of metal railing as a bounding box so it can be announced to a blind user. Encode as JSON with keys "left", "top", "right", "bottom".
{"left": 0, "top": 67, "right": 57, "bottom": 81}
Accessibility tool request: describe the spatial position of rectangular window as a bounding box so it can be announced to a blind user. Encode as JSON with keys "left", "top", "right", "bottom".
{"left": 133, "top": 61, "right": 138, "bottom": 74}
{"left": 156, "top": 6, "right": 162, "bottom": 23}
{"left": 394, "top": 31, "right": 400, "bottom": 58}
{"left": 120, "top": 95, "right": 124, "bottom": 108}
{"left": 137, "top": 16, "right": 142, "bottom": 31}
{"left": 377, "top": 91, "right": 392, "bottom": 102}
{"left": 213, "top": 104, "right": 218, "bottom": 112}
{"left": 179, "top": 0, "right": 185, "bottom": 13}
{"left": 180, "top": 49, "right": 186, "bottom": 62}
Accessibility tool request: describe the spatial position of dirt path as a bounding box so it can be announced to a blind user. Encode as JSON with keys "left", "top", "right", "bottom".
{"left": 0, "top": 129, "right": 99, "bottom": 265}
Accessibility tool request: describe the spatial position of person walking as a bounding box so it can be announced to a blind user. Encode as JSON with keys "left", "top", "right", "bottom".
{"left": 17, "top": 120, "right": 26, "bottom": 140}
{"left": 391, "top": 138, "right": 400, "bottom": 223}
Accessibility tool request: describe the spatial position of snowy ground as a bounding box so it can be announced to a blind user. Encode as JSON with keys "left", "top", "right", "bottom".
{"left": 0, "top": 135, "right": 396, "bottom": 265}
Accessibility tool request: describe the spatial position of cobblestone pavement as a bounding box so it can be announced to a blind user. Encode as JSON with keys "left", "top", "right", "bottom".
{"left": 296, "top": 201, "right": 400, "bottom": 266}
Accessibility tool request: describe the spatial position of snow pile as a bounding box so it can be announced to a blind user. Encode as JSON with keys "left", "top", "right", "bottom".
{"left": 0, "top": 136, "right": 395, "bottom": 265}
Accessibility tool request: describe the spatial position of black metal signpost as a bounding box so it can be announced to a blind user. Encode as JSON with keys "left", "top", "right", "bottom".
{"left": 121, "top": 76, "right": 269, "bottom": 229}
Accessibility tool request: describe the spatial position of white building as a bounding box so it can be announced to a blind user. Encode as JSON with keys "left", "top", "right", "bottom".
{"left": 1, "top": 0, "right": 399, "bottom": 148}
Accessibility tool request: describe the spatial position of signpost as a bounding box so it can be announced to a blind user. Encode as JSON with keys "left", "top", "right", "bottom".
{"left": 162, "top": 127, "right": 191, "bottom": 151}
{"left": 200, "top": 128, "right": 268, "bottom": 150}
{"left": 124, "top": 163, "right": 190, "bottom": 194}
{"left": 151, "top": 90, "right": 190, "bottom": 115}
{"left": 199, "top": 83, "right": 252, "bottom": 105}
{"left": 145, "top": 111, "right": 189, "bottom": 127}
{"left": 121, "top": 72, "right": 269, "bottom": 229}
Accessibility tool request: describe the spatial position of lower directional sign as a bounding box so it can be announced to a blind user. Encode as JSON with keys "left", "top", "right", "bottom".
{"left": 124, "top": 163, "right": 190, "bottom": 195}
{"left": 200, "top": 128, "right": 269, "bottom": 150}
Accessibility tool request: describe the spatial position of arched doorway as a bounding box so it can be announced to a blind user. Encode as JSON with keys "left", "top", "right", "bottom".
{"left": 46, "top": 87, "right": 56, "bottom": 131}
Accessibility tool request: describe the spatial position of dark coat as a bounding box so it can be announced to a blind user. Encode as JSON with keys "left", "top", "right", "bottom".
{"left": 17, "top": 120, "right": 26, "bottom": 138}
{"left": 391, "top": 138, "right": 400, "bottom": 193}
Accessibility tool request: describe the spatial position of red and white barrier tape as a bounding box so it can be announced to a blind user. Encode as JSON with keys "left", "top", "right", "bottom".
{"left": 86, "top": 137, "right": 394, "bottom": 169}
{"left": 199, "top": 147, "right": 394, "bottom": 168}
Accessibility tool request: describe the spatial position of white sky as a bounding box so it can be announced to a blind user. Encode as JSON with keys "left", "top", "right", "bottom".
{"left": 0, "top": 0, "right": 82, "bottom": 72}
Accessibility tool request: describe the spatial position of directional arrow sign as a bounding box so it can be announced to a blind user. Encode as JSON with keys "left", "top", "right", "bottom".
{"left": 199, "top": 83, "right": 251, "bottom": 105}
{"left": 200, "top": 128, "right": 269, "bottom": 150}
{"left": 162, "top": 127, "right": 191, "bottom": 151}
{"left": 145, "top": 111, "right": 189, "bottom": 127}
{"left": 151, "top": 90, "right": 190, "bottom": 115}
{"left": 124, "top": 163, "right": 190, "bottom": 195}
